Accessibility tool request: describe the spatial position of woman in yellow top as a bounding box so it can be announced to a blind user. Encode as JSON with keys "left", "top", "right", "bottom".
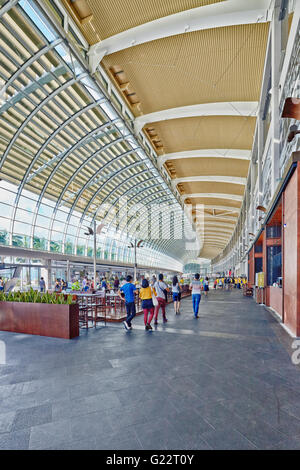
{"left": 139, "top": 279, "right": 156, "bottom": 330}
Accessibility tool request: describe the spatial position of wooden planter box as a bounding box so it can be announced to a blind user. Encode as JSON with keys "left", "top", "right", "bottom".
{"left": 0, "top": 302, "right": 79, "bottom": 339}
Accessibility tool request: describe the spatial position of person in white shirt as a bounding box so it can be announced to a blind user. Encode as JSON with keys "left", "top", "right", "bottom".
{"left": 189, "top": 273, "right": 201, "bottom": 318}
{"left": 203, "top": 277, "right": 209, "bottom": 296}
{"left": 154, "top": 273, "right": 169, "bottom": 324}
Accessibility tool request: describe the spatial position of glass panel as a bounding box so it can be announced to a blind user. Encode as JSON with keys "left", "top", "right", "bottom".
{"left": 12, "top": 234, "right": 30, "bottom": 248}
{"left": 0, "top": 203, "right": 13, "bottom": 218}
{"left": 255, "top": 257, "right": 263, "bottom": 273}
{"left": 266, "top": 225, "right": 281, "bottom": 238}
{"left": 15, "top": 208, "right": 34, "bottom": 224}
{"left": 33, "top": 236, "right": 47, "bottom": 251}
{"left": 36, "top": 214, "right": 51, "bottom": 228}
{"left": 14, "top": 221, "right": 32, "bottom": 235}
{"left": 267, "top": 245, "right": 282, "bottom": 286}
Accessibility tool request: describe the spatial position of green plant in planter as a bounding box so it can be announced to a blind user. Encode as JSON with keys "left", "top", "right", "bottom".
{"left": 0, "top": 289, "right": 76, "bottom": 305}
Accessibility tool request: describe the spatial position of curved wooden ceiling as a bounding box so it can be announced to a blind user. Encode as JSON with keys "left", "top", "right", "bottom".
{"left": 63, "top": 0, "right": 270, "bottom": 259}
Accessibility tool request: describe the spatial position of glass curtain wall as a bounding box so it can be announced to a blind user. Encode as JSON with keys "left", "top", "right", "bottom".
{"left": 0, "top": 0, "right": 200, "bottom": 273}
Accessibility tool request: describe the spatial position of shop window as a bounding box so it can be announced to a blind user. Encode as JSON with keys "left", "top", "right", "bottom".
{"left": 267, "top": 245, "right": 282, "bottom": 286}
{"left": 266, "top": 225, "right": 281, "bottom": 238}
{"left": 255, "top": 244, "right": 263, "bottom": 253}
{"left": 255, "top": 257, "right": 263, "bottom": 273}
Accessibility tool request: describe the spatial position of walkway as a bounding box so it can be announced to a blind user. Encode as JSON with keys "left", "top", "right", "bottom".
{"left": 0, "top": 289, "right": 300, "bottom": 450}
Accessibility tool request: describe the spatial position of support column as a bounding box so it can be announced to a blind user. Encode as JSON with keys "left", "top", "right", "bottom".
{"left": 47, "top": 259, "right": 52, "bottom": 290}
{"left": 257, "top": 111, "right": 264, "bottom": 205}
{"left": 270, "top": 1, "right": 282, "bottom": 196}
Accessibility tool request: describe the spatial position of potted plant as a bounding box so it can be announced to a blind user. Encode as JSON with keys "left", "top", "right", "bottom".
{"left": 0, "top": 288, "right": 79, "bottom": 339}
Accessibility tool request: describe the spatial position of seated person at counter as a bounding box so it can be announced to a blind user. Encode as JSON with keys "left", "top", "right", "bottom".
{"left": 118, "top": 275, "right": 136, "bottom": 331}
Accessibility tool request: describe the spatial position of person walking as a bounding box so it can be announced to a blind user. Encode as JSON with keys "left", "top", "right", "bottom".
{"left": 172, "top": 275, "right": 181, "bottom": 314}
{"left": 203, "top": 277, "right": 209, "bottom": 296}
{"left": 189, "top": 273, "right": 201, "bottom": 318}
{"left": 54, "top": 279, "right": 61, "bottom": 293}
{"left": 118, "top": 275, "right": 137, "bottom": 330}
{"left": 154, "top": 274, "right": 169, "bottom": 324}
{"left": 39, "top": 277, "right": 46, "bottom": 292}
{"left": 139, "top": 278, "right": 156, "bottom": 330}
{"left": 101, "top": 277, "right": 107, "bottom": 290}
{"left": 113, "top": 276, "right": 120, "bottom": 291}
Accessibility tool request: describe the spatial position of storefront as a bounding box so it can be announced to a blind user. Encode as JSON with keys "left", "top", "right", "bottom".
{"left": 248, "top": 152, "right": 300, "bottom": 336}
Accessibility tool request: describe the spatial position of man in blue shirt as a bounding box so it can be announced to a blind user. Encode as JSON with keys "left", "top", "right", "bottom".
{"left": 119, "top": 275, "right": 137, "bottom": 330}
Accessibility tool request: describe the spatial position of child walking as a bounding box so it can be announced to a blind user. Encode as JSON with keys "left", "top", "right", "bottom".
{"left": 139, "top": 279, "right": 156, "bottom": 330}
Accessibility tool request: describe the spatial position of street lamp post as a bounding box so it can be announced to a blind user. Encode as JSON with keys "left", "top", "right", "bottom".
{"left": 93, "top": 220, "right": 97, "bottom": 288}
{"left": 128, "top": 239, "right": 143, "bottom": 282}
{"left": 84, "top": 222, "right": 97, "bottom": 289}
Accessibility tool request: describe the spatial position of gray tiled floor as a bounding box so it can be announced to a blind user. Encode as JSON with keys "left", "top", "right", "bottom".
{"left": 0, "top": 289, "right": 300, "bottom": 450}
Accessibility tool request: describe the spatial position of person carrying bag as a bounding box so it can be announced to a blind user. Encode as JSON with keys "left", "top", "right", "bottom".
{"left": 154, "top": 273, "right": 169, "bottom": 324}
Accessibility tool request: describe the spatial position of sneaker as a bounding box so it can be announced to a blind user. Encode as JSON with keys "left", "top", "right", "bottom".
{"left": 147, "top": 323, "right": 153, "bottom": 330}
{"left": 163, "top": 318, "right": 168, "bottom": 323}
{"left": 123, "top": 321, "right": 129, "bottom": 330}
{"left": 145, "top": 324, "right": 149, "bottom": 330}
{"left": 154, "top": 320, "right": 158, "bottom": 325}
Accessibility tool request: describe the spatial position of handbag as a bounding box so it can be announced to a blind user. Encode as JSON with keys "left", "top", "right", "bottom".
{"left": 151, "top": 287, "right": 158, "bottom": 306}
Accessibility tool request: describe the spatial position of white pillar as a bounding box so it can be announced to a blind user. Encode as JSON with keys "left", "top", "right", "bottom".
{"left": 93, "top": 220, "right": 97, "bottom": 286}
{"left": 257, "top": 110, "right": 264, "bottom": 205}
{"left": 270, "top": 1, "right": 281, "bottom": 196}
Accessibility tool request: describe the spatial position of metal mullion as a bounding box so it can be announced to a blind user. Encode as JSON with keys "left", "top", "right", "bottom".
{"left": 46, "top": 94, "right": 73, "bottom": 122}
{"left": 16, "top": 101, "right": 107, "bottom": 198}
{"left": 2, "top": 39, "right": 63, "bottom": 91}
{"left": 0, "top": 0, "right": 19, "bottom": 18}
{"left": 51, "top": 86, "right": 82, "bottom": 117}
{"left": 28, "top": 119, "right": 115, "bottom": 233}
{"left": 2, "top": 82, "right": 60, "bottom": 137}
{"left": 0, "top": 75, "right": 83, "bottom": 169}
{"left": 0, "top": 16, "right": 37, "bottom": 57}
{"left": 67, "top": 114, "right": 92, "bottom": 138}
{"left": 88, "top": 167, "right": 149, "bottom": 223}
{"left": 0, "top": 42, "right": 26, "bottom": 71}
{"left": 10, "top": 108, "right": 108, "bottom": 246}
{"left": 79, "top": 109, "right": 98, "bottom": 133}
{"left": 73, "top": 169, "right": 152, "bottom": 250}
{"left": 127, "top": 196, "right": 174, "bottom": 237}
{"left": 62, "top": 86, "right": 84, "bottom": 112}
{"left": 62, "top": 145, "right": 135, "bottom": 225}
{"left": 105, "top": 181, "right": 164, "bottom": 232}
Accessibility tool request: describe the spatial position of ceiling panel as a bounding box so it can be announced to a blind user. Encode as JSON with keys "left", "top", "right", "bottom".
{"left": 62, "top": 0, "right": 224, "bottom": 43}
{"left": 178, "top": 181, "right": 245, "bottom": 196}
{"left": 166, "top": 157, "right": 249, "bottom": 178}
{"left": 150, "top": 116, "right": 256, "bottom": 154}
{"left": 102, "top": 23, "right": 269, "bottom": 113}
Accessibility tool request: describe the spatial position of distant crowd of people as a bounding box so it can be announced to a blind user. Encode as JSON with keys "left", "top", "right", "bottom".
{"left": 213, "top": 276, "right": 247, "bottom": 290}
{"left": 120, "top": 273, "right": 214, "bottom": 330}
{"left": 37, "top": 272, "right": 247, "bottom": 332}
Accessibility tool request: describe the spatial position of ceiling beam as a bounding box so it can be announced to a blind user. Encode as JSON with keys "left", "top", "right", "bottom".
{"left": 158, "top": 149, "right": 251, "bottom": 167}
{"left": 88, "top": 0, "right": 271, "bottom": 72}
{"left": 135, "top": 102, "right": 258, "bottom": 133}
{"left": 182, "top": 193, "right": 243, "bottom": 202}
{"left": 173, "top": 176, "right": 246, "bottom": 188}
{"left": 191, "top": 204, "right": 240, "bottom": 213}
{"left": 202, "top": 215, "right": 238, "bottom": 222}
